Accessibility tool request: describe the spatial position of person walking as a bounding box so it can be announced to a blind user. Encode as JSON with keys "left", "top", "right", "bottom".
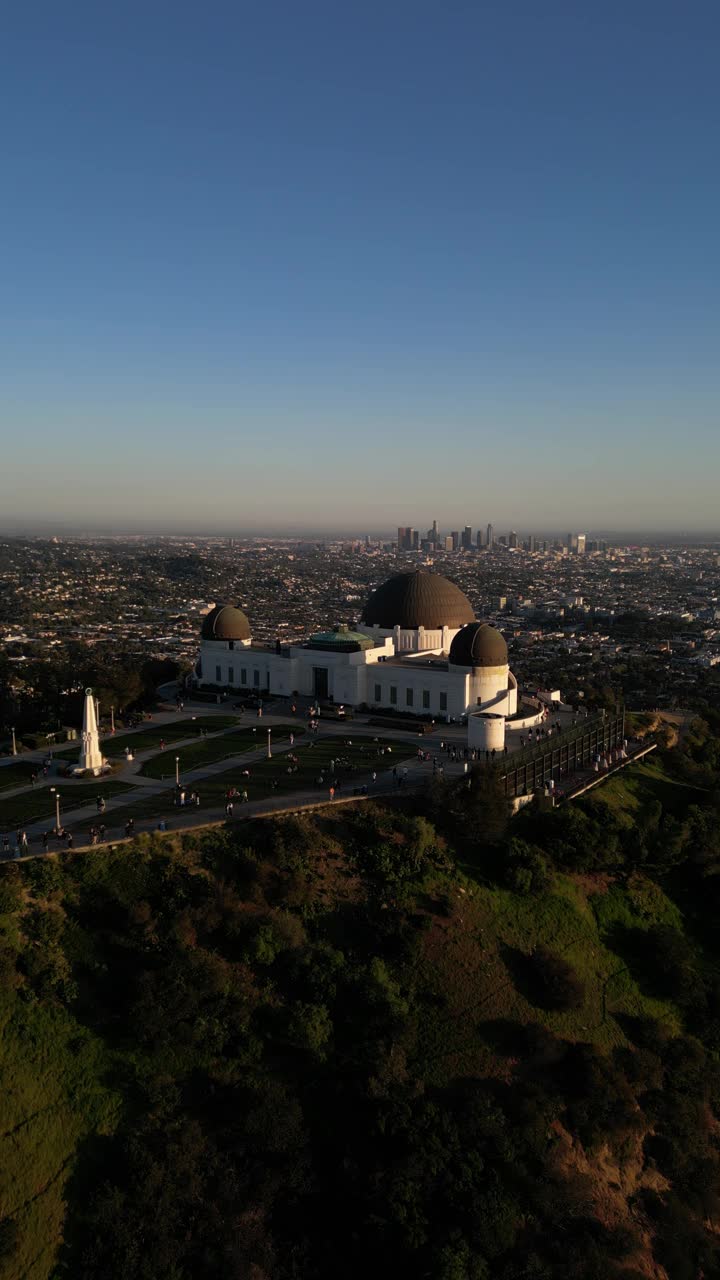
{"left": 329, "top": 785, "right": 335, "bottom": 801}
{"left": 66, "top": 832, "right": 74, "bottom": 850}
{"left": 99, "top": 824, "right": 106, "bottom": 841}
{"left": 20, "top": 830, "right": 28, "bottom": 851}
{"left": 41, "top": 831, "right": 49, "bottom": 852}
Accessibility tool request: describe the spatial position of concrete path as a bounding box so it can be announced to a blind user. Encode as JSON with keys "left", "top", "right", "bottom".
{"left": 4, "top": 751, "right": 460, "bottom": 860}
{"left": 2, "top": 720, "right": 469, "bottom": 858}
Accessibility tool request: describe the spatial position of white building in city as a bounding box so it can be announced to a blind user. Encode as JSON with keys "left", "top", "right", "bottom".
{"left": 194, "top": 570, "right": 518, "bottom": 726}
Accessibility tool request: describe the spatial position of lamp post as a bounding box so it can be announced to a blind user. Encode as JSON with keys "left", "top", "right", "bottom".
{"left": 175, "top": 756, "right": 180, "bottom": 786}
{"left": 267, "top": 728, "right": 272, "bottom": 759}
{"left": 10, "top": 726, "right": 17, "bottom": 756}
{"left": 50, "top": 787, "right": 61, "bottom": 835}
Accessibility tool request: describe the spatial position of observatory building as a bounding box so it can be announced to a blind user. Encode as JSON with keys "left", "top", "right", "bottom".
{"left": 195, "top": 570, "right": 518, "bottom": 728}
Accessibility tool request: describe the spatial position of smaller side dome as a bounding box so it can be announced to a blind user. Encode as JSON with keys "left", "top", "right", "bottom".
{"left": 201, "top": 604, "right": 251, "bottom": 641}
{"left": 449, "top": 621, "right": 508, "bottom": 667}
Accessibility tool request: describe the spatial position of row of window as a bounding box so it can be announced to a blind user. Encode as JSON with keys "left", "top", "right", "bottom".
{"left": 374, "top": 683, "right": 447, "bottom": 711}
{"left": 216, "top": 666, "right": 261, "bottom": 687}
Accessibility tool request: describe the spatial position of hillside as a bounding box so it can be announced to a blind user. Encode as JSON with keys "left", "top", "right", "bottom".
{"left": 0, "top": 737, "right": 719, "bottom": 1280}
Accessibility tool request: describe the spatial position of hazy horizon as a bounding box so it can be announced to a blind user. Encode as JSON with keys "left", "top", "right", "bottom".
{"left": 2, "top": 3, "right": 719, "bottom": 529}
{"left": 1, "top": 518, "right": 719, "bottom": 544}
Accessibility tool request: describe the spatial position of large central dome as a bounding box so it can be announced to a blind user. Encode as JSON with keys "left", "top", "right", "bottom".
{"left": 361, "top": 571, "right": 475, "bottom": 630}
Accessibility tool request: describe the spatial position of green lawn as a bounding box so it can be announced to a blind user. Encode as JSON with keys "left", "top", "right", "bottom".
{"left": 138, "top": 724, "right": 301, "bottom": 777}
{"left": 0, "top": 762, "right": 41, "bottom": 792}
{"left": 94, "top": 737, "right": 405, "bottom": 831}
{"left": 101, "top": 715, "right": 240, "bottom": 757}
{"left": 0, "top": 781, "right": 134, "bottom": 830}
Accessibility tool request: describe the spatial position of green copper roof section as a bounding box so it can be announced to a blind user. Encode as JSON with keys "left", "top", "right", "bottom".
{"left": 307, "top": 625, "right": 374, "bottom": 651}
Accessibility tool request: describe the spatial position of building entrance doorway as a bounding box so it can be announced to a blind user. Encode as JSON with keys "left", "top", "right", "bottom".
{"left": 313, "top": 667, "right": 329, "bottom": 700}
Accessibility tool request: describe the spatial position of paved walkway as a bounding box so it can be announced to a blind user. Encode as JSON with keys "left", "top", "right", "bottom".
{"left": 5, "top": 751, "right": 460, "bottom": 860}
{"left": 2, "top": 714, "right": 470, "bottom": 858}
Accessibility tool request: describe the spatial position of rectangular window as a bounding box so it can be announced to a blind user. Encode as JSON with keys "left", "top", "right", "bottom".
{"left": 439, "top": 692, "right": 447, "bottom": 711}
{"left": 374, "top": 682, "right": 381, "bottom": 702}
{"left": 253, "top": 669, "right": 260, "bottom": 687}
{"left": 390, "top": 685, "right": 397, "bottom": 705}
{"left": 241, "top": 668, "right": 247, "bottom": 685}
{"left": 422, "top": 689, "right": 430, "bottom": 709}
{"left": 228, "top": 667, "right": 234, "bottom": 685}
{"left": 215, "top": 665, "right": 222, "bottom": 683}
{"left": 406, "top": 688, "right": 414, "bottom": 707}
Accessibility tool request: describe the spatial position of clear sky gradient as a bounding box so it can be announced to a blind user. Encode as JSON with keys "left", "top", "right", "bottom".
{"left": 2, "top": 1, "right": 719, "bottom": 534}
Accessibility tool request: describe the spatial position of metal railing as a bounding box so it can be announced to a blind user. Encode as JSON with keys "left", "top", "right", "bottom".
{"left": 480, "top": 708, "right": 627, "bottom": 798}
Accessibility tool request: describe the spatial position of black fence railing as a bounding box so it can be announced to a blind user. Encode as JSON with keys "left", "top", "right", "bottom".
{"left": 487, "top": 708, "right": 626, "bottom": 798}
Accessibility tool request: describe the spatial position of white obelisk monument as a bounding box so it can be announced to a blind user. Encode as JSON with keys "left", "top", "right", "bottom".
{"left": 79, "top": 686, "right": 104, "bottom": 774}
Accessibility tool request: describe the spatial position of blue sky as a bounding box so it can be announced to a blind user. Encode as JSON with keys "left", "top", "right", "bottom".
{"left": 2, "top": 1, "right": 719, "bottom": 533}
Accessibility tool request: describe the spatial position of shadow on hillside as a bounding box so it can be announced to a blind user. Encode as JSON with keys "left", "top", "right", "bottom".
{"left": 499, "top": 942, "right": 541, "bottom": 1005}
{"left": 53, "top": 1130, "right": 118, "bottom": 1273}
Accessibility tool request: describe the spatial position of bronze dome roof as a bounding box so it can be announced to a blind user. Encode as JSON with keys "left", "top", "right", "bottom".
{"left": 448, "top": 621, "right": 508, "bottom": 667}
{"left": 361, "top": 570, "right": 475, "bottom": 630}
{"left": 201, "top": 604, "right": 251, "bottom": 641}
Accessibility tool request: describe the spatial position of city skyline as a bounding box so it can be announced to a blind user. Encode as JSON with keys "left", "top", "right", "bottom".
{"left": 2, "top": 3, "right": 719, "bottom": 530}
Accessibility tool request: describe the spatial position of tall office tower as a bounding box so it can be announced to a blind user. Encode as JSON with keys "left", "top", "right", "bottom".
{"left": 486, "top": 522, "right": 494, "bottom": 547}
{"left": 461, "top": 525, "right": 473, "bottom": 550}
{"left": 444, "top": 535, "right": 454, "bottom": 551}
{"left": 508, "top": 530, "right": 518, "bottom": 549}
{"left": 410, "top": 528, "right": 419, "bottom": 551}
{"left": 451, "top": 530, "right": 460, "bottom": 551}
{"left": 599, "top": 539, "right": 608, "bottom": 553}
{"left": 476, "top": 528, "right": 483, "bottom": 548}
{"left": 567, "top": 532, "right": 579, "bottom": 553}
{"left": 528, "top": 534, "right": 536, "bottom": 552}
{"left": 432, "top": 519, "right": 439, "bottom": 544}
{"left": 576, "top": 533, "right": 587, "bottom": 555}
{"left": 397, "top": 526, "right": 410, "bottom": 550}
{"left": 499, "top": 535, "right": 507, "bottom": 546}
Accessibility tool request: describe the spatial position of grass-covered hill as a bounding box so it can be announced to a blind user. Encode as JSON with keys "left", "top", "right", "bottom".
{"left": 1, "top": 730, "right": 719, "bottom": 1280}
